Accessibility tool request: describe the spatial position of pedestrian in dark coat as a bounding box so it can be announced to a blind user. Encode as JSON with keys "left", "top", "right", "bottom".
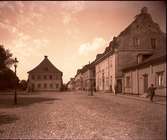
{"left": 147, "top": 84, "right": 156, "bottom": 102}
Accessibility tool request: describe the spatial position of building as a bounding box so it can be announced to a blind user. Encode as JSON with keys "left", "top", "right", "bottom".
{"left": 122, "top": 50, "right": 166, "bottom": 96}
{"left": 82, "top": 62, "right": 96, "bottom": 92}
{"left": 67, "top": 78, "right": 75, "bottom": 91}
{"left": 74, "top": 69, "right": 83, "bottom": 91}
{"left": 94, "top": 7, "right": 166, "bottom": 94}
{"left": 94, "top": 44, "right": 116, "bottom": 93}
{"left": 27, "top": 56, "right": 63, "bottom": 92}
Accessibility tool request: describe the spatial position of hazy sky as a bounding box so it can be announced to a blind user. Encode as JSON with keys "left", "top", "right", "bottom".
{"left": 0, "top": 1, "right": 166, "bottom": 83}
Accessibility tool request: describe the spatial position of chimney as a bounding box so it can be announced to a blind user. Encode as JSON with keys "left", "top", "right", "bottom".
{"left": 44, "top": 55, "right": 48, "bottom": 58}
{"left": 141, "top": 7, "right": 148, "bottom": 14}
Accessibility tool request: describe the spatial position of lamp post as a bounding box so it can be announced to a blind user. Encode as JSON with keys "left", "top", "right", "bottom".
{"left": 14, "top": 57, "right": 18, "bottom": 105}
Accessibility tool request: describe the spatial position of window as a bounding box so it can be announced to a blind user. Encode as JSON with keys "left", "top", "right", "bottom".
{"left": 156, "top": 72, "right": 164, "bottom": 87}
{"left": 133, "top": 37, "right": 140, "bottom": 47}
{"left": 44, "top": 83, "right": 47, "bottom": 88}
{"left": 44, "top": 75, "right": 47, "bottom": 80}
{"left": 151, "top": 38, "right": 156, "bottom": 49}
{"left": 50, "top": 84, "right": 53, "bottom": 88}
{"left": 32, "top": 83, "right": 35, "bottom": 88}
{"left": 56, "top": 84, "right": 59, "bottom": 88}
{"left": 106, "top": 77, "right": 109, "bottom": 87}
{"left": 32, "top": 75, "right": 35, "bottom": 80}
{"left": 126, "top": 76, "right": 131, "bottom": 88}
{"left": 50, "top": 75, "right": 52, "bottom": 80}
{"left": 37, "top": 83, "right": 41, "bottom": 88}
{"left": 37, "top": 75, "right": 41, "bottom": 80}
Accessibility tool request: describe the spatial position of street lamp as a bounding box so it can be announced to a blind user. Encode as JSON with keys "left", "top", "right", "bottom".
{"left": 14, "top": 57, "right": 18, "bottom": 104}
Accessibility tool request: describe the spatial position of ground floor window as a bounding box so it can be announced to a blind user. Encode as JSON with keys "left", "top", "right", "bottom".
{"left": 32, "top": 83, "right": 35, "bottom": 89}
{"left": 50, "top": 83, "right": 53, "bottom": 88}
{"left": 126, "top": 76, "right": 131, "bottom": 88}
{"left": 37, "top": 83, "right": 41, "bottom": 88}
{"left": 56, "top": 84, "right": 59, "bottom": 88}
{"left": 44, "top": 83, "right": 47, "bottom": 88}
{"left": 156, "top": 71, "right": 164, "bottom": 87}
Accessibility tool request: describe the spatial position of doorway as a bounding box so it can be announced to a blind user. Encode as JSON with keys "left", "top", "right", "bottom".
{"left": 143, "top": 74, "right": 148, "bottom": 93}
{"left": 117, "top": 79, "right": 122, "bottom": 93}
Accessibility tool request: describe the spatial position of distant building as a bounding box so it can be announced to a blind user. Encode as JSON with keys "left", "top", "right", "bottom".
{"left": 94, "top": 7, "right": 166, "bottom": 94}
{"left": 67, "top": 78, "right": 75, "bottom": 91}
{"left": 74, "top": 69, "right": 83, "bottom": 91}
{"left": 27, "top": 56, "right": 63, "bottom": 92}
{"left": 82, "top": 62, "right": 96, "bottom": 92}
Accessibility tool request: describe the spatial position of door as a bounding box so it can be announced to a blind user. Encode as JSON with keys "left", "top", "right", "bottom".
{"left": 143, "top": 74, "right": 148, "bottom": 93}
{"left": 117, "top": 79, "right": 122, "bottom": 93}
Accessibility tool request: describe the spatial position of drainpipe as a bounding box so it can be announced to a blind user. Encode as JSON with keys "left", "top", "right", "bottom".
{"left": 137, "top": 69, "right": 139, "bottom": 96}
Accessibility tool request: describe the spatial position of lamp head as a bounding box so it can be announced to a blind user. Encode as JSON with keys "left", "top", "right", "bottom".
{"left": 14, "top": 57, "right": 18, "bottom": 68}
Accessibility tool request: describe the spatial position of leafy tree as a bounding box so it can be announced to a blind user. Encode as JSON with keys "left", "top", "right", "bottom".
{"left": 0, "top": 45, "right": 15, "bottom": 69}
{"left": 0, "top": 45, "right": 19, "bottom": 90}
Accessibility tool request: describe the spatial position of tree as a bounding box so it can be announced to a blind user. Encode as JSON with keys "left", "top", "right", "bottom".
{"left": 0, "top": 45, "right": 15, "bottom": 69}
{"left": 0, "top": 45, "right": 19, "bottom": 90}
{"left": 0, "top": 68, "right": 19, "bottom": 90}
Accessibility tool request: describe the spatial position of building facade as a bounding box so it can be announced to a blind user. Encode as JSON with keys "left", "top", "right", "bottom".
{"left": 27, "top": 56, "right": 63, "bottom": 92}
{"left": 74, "top": 69, "right": 83, "bottom": 91}
{"left": 67, "top": 78, "right": 75, "bottom": 91}
{"left": 94, "top": 7, "right": 166, "bottom": 94}
{"left": 95, "top": 49, "right": 116, "bottom": 93}
{"left": 123, "top": 52, "right": 166, "bottom": 96}
{"left": 82, "top": 62, "right": 96, "bottom": 91}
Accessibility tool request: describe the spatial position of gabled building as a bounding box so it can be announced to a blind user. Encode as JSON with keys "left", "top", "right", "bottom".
{"left": 27, "top": 56, "right": 63, "bottom": 92}
{"left": 94, "top": 7, "right": 166, "bottom": 94}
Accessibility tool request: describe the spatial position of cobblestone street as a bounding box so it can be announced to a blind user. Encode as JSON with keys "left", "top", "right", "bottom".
{"left": 0, "top": 92, "right": 166, "bottom": 140}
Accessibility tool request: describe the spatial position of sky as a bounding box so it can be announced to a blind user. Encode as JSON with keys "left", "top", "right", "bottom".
{"left": 0, "top": 1, "right": 166, "bottom": 83}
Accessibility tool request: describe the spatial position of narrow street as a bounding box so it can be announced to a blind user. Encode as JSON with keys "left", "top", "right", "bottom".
{"left": 0, "top": 91, "right": 166, "bottom": 140}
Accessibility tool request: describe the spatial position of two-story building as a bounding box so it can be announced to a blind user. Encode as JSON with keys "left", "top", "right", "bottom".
{"left": 94, "top": 7, "right": 166, "bottom": 94}
{"left": 27, "top": 56, "right": 63, "bottom": 92}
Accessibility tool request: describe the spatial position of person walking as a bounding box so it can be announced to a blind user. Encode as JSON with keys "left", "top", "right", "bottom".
{"left": 147, "top": 84, "right": 156, "bottom": 102}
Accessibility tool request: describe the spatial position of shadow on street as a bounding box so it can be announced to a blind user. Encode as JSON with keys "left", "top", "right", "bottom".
{"left": 0, "top": 112, "right": 19, "bottom": 133}
{"left": 0, "top": 113, "right": 19, "bottom": 126}
{"left": 0, "top": 96, "right": 60, "bottom": 108}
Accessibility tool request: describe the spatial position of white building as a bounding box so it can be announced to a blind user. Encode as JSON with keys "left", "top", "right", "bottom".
{"left": 27, "top": 56, "right": 63, "bottom": 92}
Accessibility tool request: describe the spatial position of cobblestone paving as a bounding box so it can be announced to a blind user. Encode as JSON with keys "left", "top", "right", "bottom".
{"left": 0, "top": 92, "right": 166, "bottom": 140}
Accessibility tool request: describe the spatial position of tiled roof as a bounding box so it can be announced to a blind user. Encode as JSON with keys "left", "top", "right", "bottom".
{"left": 122, "top": 50, "right": 166, "bottom": 71}
{"left": 27, "top": 56, "right": 62, "bottom": 74}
